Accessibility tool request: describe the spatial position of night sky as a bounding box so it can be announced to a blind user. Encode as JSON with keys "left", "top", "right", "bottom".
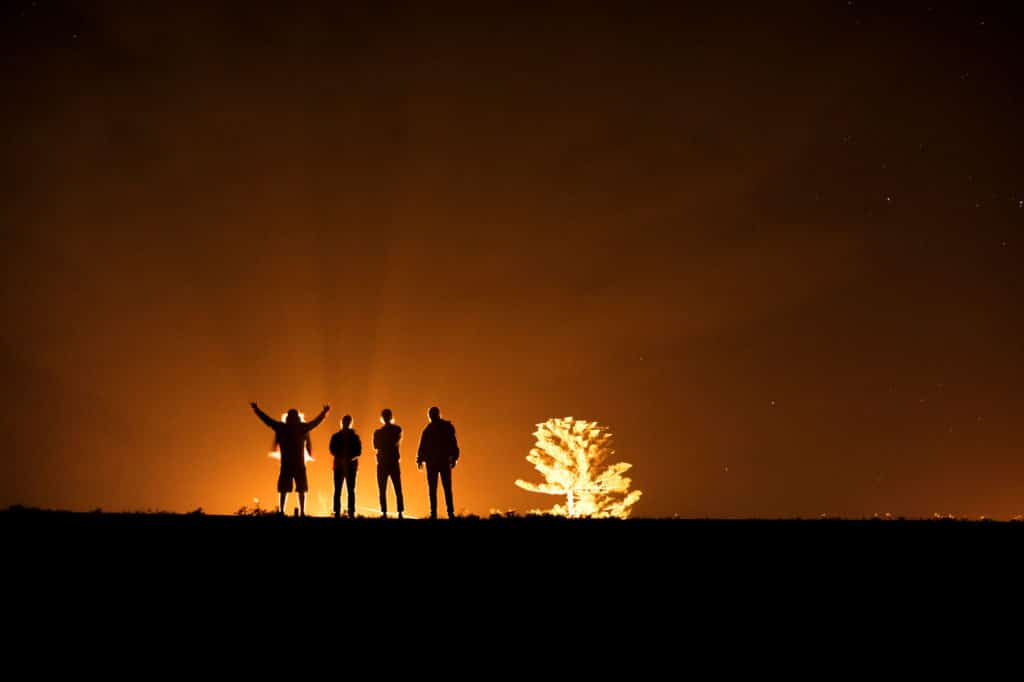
{"left": 2, "top": 1, "right": 1021, "bottom": 518}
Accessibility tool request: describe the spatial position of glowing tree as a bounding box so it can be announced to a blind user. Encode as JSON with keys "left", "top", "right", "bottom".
{"left": 515, "top": 417, "right": 642, "bottom": 518}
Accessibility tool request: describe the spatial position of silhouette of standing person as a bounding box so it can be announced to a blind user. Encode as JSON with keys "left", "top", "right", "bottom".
{"left": 373, "top": 408, "right": 404, "bottom": 519}
{"left": 416, "top": 406, "right": 460, "bottom": 519}
{"left": 328, "top": 414, "right": 362, "bottom": 518}
{"left": 251, "top": 402, "right": 330, "bottom": 516}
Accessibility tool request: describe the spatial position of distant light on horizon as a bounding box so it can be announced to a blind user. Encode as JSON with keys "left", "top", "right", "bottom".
{"left": 515, "top": 417, "right": 642, "bottom": 518}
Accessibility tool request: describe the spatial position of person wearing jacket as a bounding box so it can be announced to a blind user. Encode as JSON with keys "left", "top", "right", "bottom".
{"left": 373, "top": 408, "right": 404, "bottom": 519}
{"left": 416, "top": 406, "right": 460, "bottom": 519}
{"left": 328, "top": 414, "right": 362, "bottom": 518}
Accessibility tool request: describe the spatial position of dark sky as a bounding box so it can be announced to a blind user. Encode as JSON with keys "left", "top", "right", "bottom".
{"left": 2, "top": 1, "right": 1022, "bottom": 518}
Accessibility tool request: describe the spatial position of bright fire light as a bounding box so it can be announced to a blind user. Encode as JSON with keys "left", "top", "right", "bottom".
{"left": 515, "top": 417, "right": 642, "bottom": 518}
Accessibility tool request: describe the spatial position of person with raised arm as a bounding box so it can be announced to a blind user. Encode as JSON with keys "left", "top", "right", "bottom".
{"left": 251, "top": 402, "right": 330, "bottom": 516}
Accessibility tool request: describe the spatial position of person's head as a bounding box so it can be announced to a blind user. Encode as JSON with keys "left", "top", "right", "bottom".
{"left": 380, "top": 408, "right": 393, "bottom": 424}
{"left": 285, "top": 409, "right": 301, "bottom": 425}
{"left": 428, "top": 406, "right": 441, "bottom": 422}
{"left": 341, "top": 414, "right": 352, "bottom": 429}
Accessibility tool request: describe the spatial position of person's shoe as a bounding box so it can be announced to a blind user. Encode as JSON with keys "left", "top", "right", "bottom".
{"left": 397, "top": 512, "right": 404, "bottom": 520}
{"left": 380, "top": 512, "right": 387, "bottom": 519}
{"left": 429, "top": 513, "right": 437, "bottom": 520}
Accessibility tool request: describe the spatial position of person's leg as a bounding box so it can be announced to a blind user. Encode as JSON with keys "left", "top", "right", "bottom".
{"left": 392, "top": 464, "right": 404, "bottom": 516}
{"left": 427, "top": 466, "right": 439, "bottom": 519}
{"left": 440, "top": 465, "right": 454, "bottom": 518}
{"left": 333, "top": 468, "right": 342, "bottom": 518}
{"left": 346, "top": 461, "right": 358, "bottom": 517}
{"left": 295, "top": 469, "right": 309, "bottom": 516}
{"left": 277, "top": 470, "right": 290, "bottom": 514}
{"left": 377, "top": 465, "right": 388, "bottom": 516}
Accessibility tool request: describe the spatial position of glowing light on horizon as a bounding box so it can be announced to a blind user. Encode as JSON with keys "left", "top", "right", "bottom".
{"left": 515, "top": 417, "right": 642, "bottom": 518}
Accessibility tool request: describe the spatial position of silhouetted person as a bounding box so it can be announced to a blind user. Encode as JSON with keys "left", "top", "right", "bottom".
{"left": 252, "top": 402, "right": 330, "bottom": 516}
{"left": 416, "top": 406, "right": 460, "bottom": 519}
{"left": 328, "top": 414, "right": 361, "bottom": 518}
{"left": 373, "top": 408, "right": 404, "bottom": 518}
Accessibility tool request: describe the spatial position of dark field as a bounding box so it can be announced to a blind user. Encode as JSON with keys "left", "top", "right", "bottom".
{"left": 7, "top": 507, "right": 1021, "bottom": 567}
{"left": 5, "top": 508, "right": 1021, "bottom": 624}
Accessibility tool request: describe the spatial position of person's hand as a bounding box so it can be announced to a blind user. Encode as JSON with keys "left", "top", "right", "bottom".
{"left": 323, "top": 404, "right": 331, "bottom": 413}
{"left": 417, "top": 462, "right": 423, "bottom": 472}
{"left": 449, "top": 457, "right": 457, "bottom": 470}
{"left": 251, "top": 402, "right": 259, "bottom": 410}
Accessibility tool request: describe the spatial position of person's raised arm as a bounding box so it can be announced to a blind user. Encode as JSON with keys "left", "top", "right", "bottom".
{"left": 304, "top": 404, "right": 331, "bottom": 431}
{"left": 251, "top": 402, "right": 279, "bottom": 429}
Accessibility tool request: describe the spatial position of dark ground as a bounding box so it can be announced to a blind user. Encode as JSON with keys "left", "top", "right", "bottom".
{"left": 3, "top": 508, "right": 1015, "bottom": 669}
{"left": 6, "top": 507, "right": 1021, "bottom": 573}
{"left": 3, "top": 508, "right": 1020, "bottom": 643}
